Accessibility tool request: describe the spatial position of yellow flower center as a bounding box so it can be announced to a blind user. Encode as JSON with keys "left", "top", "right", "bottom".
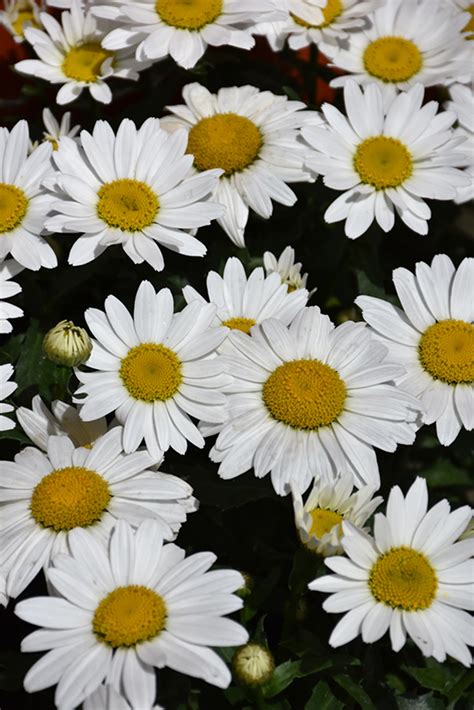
{"left": 97, "top": 179, "right": 159, "bottom": 232}
{"left": 291, "top": 0, "right": 342, "bottom": 29}
{"left": 12, "top": 9, "right": 38, "bottom": 37}
{"left": 0, "top": 183, "right": 28, "bottom": 233}
{"left": 309, "top": 508, "right": 343, "bottom": 538}
{"left": 463, "top": 4, "right": 474, "bottom": 38}
{"left": 369, "top": 547, "right": 437, "bottom": 611}
{"left": 354, "top": 136, "right": 412, "bottom": 190}
{"left": 30, "top": 466, "right": 111, "bottom": 532}
{"left": 93, "top": 585, "right": 167, "bottom": 647}
{"left": 363, "top": 36, "right": 423, "bottom": 83}
{"left": 187, "top": 113, "right": 262, "bottom": 176}
{"left": 120, "top": 343, "right": 183, "bottom": 403}
{"left": 155, "top": 0, "right": 222, "bottom": 29}
{"left": 419, "top": 319, "right": 474, "bottom": 384}
{"left": 222, "top": 317, "right": 257, "bottom": 334}
{"left": 62, "top": 42, "right": 113, "bottom": 83}
{"left": 262, "top": 359, "right": 346, "bottom": 430}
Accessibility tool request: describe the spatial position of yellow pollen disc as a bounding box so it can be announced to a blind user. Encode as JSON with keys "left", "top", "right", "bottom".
{"left": 262, "top": 359, "right": 346, "bottom": 430}
{"left": 369, "top": 547, "right": 437, "bottom": 611}
{"left": 463, "top": 4, "right": 474, "bottom": 38}
{"left": 363, "top": 36, "right": 422, "bottom": 83}
{"left": 97, "top": 179, "right": 159, "bottom": 232}
{"left": 93, "top": 585, "right": 166, "bottom": 648}
{"left": 120, "top": 343, "right": 183, "bottom": 403}
{"left": 0, "top": 183, "right": 28, "bottom": 233}
{"left": 354, "top": 136, "right": 412, "bottom": 190}
{"left": 187, "top": 113, "right": 262, "bottom": 176}
{"left": 62, "top": 42, "right": 113, "bottom": 83}
{"left": 30, "top": 466, "right": 111, "bottom": 532}
{"left": 291, "top": 0, "right": 342, "bottom": 29}
{"left": 222, "top": 317, "right": 256, "bottom": 334}
{"left": 12, "top": 9, "right": 38, "bottom": 36}
{"left": 419, "top": 319, "right": 474, "bottom": 384}
{"left": 309, "top": 508, "right": 343, "bottom": 538}
{"left": 155, "top": 0, "right": 222, "bottom": 29}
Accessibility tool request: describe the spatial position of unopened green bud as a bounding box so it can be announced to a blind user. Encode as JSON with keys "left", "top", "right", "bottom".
{"left": 233, "top": 643, "right": 274, "bottom": 687}
{"left": 43, "top": 320, "right": 92, "bottom": 367}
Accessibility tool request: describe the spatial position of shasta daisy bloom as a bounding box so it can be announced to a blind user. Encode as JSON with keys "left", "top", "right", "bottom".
{"left": 17, "top": 394, "right": 108, "bottom": 451}
{"left": 183, "top": 256, "right": 308, "bottom": 337}
{"left": 0, "top": 259, "right": 23, "bottom": 333}
{"left": 15, "top": 0, "right": 145, "bottom": 105}
{"left": 0, "top": 0, "right": 41, "bottom": 43}
{"left": 448, "top": 0, "right": 474, "bottom": 39}
{"left": 101, "top": 0, "right": 283, "bottom": 70}
{"left": 0, "top": 363, "right": 17, "bottom": 431}
{"left": 210, "top": 307, "right": 420, "bottom": 495}
{"left": 84, "top": 684, "right": 163, "bottom": 710}
{"left": 0, "top": 120, "right": 56, "bottom": 270}
{"left": 325, "top": 0, "right": 470, "bottom": 100}
{"left": 356, "top": 254, "right": 474, "bottom": 447}
{"left": 302, "top": 81, "right": 469, "bottom": 239}
{"left": 1, "top": 427, "right": 198, "bottom": 599}
{"left": 15, "top": 519, "right": 248, "bottom": 708}
{"left": 75, "top": 281, "right": 229, "bottom": 460}
{"left": 46, "top": 117, "right": 223, "bottom": 270}
{"left": 292, "top": 471, "right": 382, "bottom": 556}
{"left": 41, "top": 108, "right": 80, "bottom": 151}
{"left": 263, "top": 245, "right": 315, "bottom": 296}
{"left": 445, "top": 84, "right": 474, "bottom": 204}
{"left": 161, "top": 82, "right": 320, "bottom": 247}
{"left": 309, "top": 477, "right": 474, "bottom": 666}
{"left": 254, "top": 0, "right": 379, "bottom": 54}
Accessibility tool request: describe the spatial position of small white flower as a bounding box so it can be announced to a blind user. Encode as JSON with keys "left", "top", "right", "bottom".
{"left": 17, "top": 394, "right": 109, "bottom": 451}
{"left": 46, "top": 117, "right": 223, "bottom": 271}
{"left": 356, "top": 254, "right": 474, "bottom": 446}
{"left": 0, "top": 363, "right": 17, "bottom": 431}
{"left": 0, "top": 120, "right": 56, "bottom": 271}
{"left": 293, "top": 471, "right": 382, "bottom": 556}
{"left": 101, "top": 0, "right": 284, "bottom": 70}
{"left": 309, "top": 477, "right": 474, "bottom": 667}
{"left": 41, "top": 108, "right": 80, "bottom": 150}
{"left": 445, "top": 84, "right": 474, "bottom": 204}
{"left": 302, "top": 82, "right": 469, "bottom": 239}
{"left": 15, "top": 0, "right": 147, "bottom": 105}
{"left": 0, "top": 259, "right": 23, "bottom": 333}
{"left": 43, "top": 319, "right": 93, "bottom": 367}
{"left": 1, "top": 427, "right": 198, "bottom": 598}
{"left": 263, "top": 245, "right": 315, "bottom": 296}
{"left": 162, "top": 82, "right": 320, "bottom": 247}
{"left": 75, "top": 281, "right": 230, "bottom": 460}
{"left": 0, "top": 0, "right": 41, "bottom": 43}
{"left": 15, "top": 519, "right": 248, "bottom": 707}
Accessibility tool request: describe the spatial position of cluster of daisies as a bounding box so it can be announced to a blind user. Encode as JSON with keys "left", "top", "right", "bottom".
{"left": 0, "top": 0, "right": 473, "bottom": 706}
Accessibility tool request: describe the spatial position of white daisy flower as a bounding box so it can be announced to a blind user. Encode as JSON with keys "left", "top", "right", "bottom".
{"left": 1, "top": 427, "right": 198, "bottom": 598}
{"left": 0, "top": 363, "right": 17, "bottom": 431}
{"left": 309, "top": 477, "right": 474, "bottom": 667}
{"left": 0, "top": 120, "right": 56, "bottom": 271}
{"left": 162, "top": 82, "right": 320, "bottom": 247}
{"left": 210, "top": 306, "right": 420, "bottom": 495}
{"left": 41, "top": 108, "right": 80, "bottom": 151}
{"left": 445, "top": 84, "right": 474, "bottom": 204}
{"left": 46, "top": 117, "right": 223, "bottom": 271}
{"left": 75, "top": 281, "right": 229, "bottom": 460}
{"left": 15, "top": 519, "right": 248, "bottom": 707}
{"left": 183, "top": 256, "right": 308, "bottom": 337}
{"left": 254, "top": 0, "right": 379, "bottom": 54}
{"left": 448, "top": 0, "right": 474, "bottom": 40}
{"left": 263, "top": 245, "right": 315, "bottom": 296}
{"left": 355, "top": 254, "right": 474, "bottom": 447}
{"left": 325, "top": 0, "right": 470, "bottom": 101}
{"left": 83, "top": 683, "right": 163, "bottom": 710}
{"left": 302, "top": 81, "right": 469, "bottom": 239}
{"left": 15, "top": 0, "right": 146, "bottom": 105}
{"left": 0, "top": 0, "right": 41, "bottom": 43}
{"left": 16, "top": 394, "right": 109, "bottom": 451}
{"left": 292, "top": 470, "right": 382, "bottom": 556}
{"left": 0, "top": 259, "right": 23, "bottom": 333}
{"left": 101, "top": 0, "right": 283, "bottom": 70}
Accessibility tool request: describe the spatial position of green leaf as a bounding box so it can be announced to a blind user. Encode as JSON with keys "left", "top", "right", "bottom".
{"left": 262, "top": 660, "right": 303, "bottom": 698}
{"left": 422, "top": 459, "right": 471, "bottom": 487}
{"left": 403, "top": 666, "right": 455, "bottom": 696}
{"left": 354, "top": 269, "right": 388, "bottom": 301}
{"left": 446, "top": 669, "right": 474, "bottom": 703}
{"left": 0, "top": 427, "right": 30, "bottom": 444}
{"left": 305, "top": 681, "right": 344, "bottom": 710}
{"left": 397, "top": 692, "right": 445, "bottom": 710}
{"left": 334, "top": 673, "right": 376, "bottom": 709}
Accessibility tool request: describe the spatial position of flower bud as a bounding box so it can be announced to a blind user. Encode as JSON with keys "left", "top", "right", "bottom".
{"left": 232, "top": 643, "right": 274, "bottom": 687}
{"left": 43, "top": 320, "right": 92, "bottom": 367}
